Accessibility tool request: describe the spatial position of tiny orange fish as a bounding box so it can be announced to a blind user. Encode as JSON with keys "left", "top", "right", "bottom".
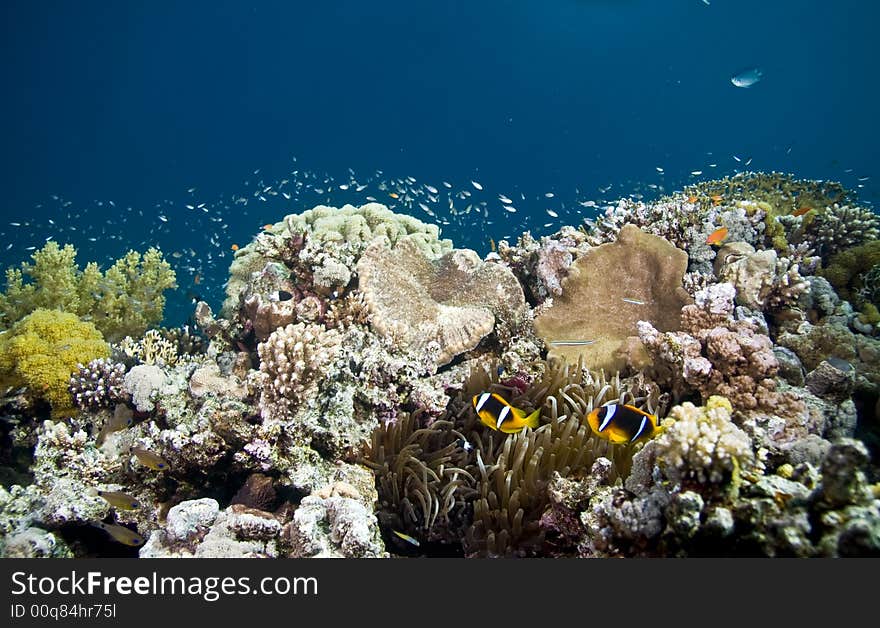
{"left": 193, "top": 273, "right": 201, "bottom": 285}
{"left": 710, "top": 194, "right": 723, "bottom": 205}
{"left": 706, "top": 226, "right": 729, "bottom": 245}
{"left": 389, "top": 192, "right": 399, "bottom": 199}
{"left": 687, "top": 195, "right": 698, "bottom": 203}
{"left": 230, "top": 243, "right": 239, "bottom": 251}
{"left": 792, "top": 206, "right": 812, "bottom": 217}
{"left": 262, "top": 224, "right": 273, "bottom": 231}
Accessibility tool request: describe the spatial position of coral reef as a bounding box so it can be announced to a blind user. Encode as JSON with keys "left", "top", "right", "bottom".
{"left": 2, "top": 180, "right": 879, "bottom": 559}
{"left": 714, "top": 242, "right": 809, "bottom": 310}
{"left": 637, "top": 282, "right": 803, "bottom": 414}
{"left": 222, "top": 202, "right": 451, "bottom": 317}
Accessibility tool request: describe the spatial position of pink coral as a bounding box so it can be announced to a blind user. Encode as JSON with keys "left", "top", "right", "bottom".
{"left": 639, "top": 283, "right": 804, "bottom": 415}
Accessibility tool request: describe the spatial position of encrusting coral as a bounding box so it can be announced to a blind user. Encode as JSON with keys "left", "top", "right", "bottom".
{"left": 534, "top": 223, "right": 692, "bottom": 373}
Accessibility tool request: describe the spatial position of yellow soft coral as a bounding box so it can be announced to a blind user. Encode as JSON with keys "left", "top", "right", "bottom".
{"left": 0, "top": 309, "right": 110, "bottom": 415}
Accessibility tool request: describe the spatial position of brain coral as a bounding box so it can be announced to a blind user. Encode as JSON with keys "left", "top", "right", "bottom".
{"left": 533, "top": 224, "right": 692, "bottom": 373}
{"left": 0, "top": 309, "right": 110, "bottom": 413}
{"left": 356, "top": 238, "right": 528, "bottom": 367}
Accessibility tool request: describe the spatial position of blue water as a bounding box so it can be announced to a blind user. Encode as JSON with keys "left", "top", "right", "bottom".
{"left": 2, "top": 0, "right": 878, "bottom": 325}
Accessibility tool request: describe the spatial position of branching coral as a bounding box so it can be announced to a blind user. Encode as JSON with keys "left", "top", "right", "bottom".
{"left": 119, "top": 329, "right": 179, "bottom": 366}
{"left": 357, "top": 237, "right": 528, "bottom": 366}
{"left": 680, "top": 172, "right": 851, "bottom": 216}
{"left": 713, "top": 241, "right": 809, "bottom": 310}
{"left": 0, "top": 242, "right": 176, "bottom": 341}
{"left": 0, "top": 309, "right": 110, "bottom": 414}
{"left": 653, "top": 396, "right": 759, "bottom": 486}
{"left": 534, "top": 224, "right": 692, "bottom": 373}
{"left": 257, "top": 322, "right": 343, "bottom": 419}
{"left": 68, "top": 358, "right": 129, "bottom": 411}
{"left": 803, "top": 204, "right": 880, "bottom": 259}
{"left": 637, "top": 283, "right": 804, "bottom": 414}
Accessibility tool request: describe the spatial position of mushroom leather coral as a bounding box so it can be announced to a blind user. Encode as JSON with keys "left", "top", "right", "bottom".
{"left": 357, "top": 238, "right": 527, "bottom": 366}
{"left": 534, "top": 224, "right": 692, "bottom": 373}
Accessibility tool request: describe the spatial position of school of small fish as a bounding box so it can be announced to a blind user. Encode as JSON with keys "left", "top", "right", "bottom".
{"left": 2, "top": 151, "right": 872, "bottom": 330}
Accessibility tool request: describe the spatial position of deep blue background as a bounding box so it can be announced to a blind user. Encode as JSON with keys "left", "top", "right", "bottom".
{"left": 2, "top": 0, "right": 877, "bottom": 325}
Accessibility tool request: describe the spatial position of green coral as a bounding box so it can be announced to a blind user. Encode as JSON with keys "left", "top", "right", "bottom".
{"left": 680, "top": 172, "right": 850, "bottom": 216}
{"left": 0, "top": 242, "right": 177, "bottom": 341}
{"left": 819, "top": 241, "right": 880, "bottom": 303}
{"left": 0, "top": 309, "right": 110, "bottom": 414}
{"left": 285, "top": 202, "right": 452, "bottom": 256}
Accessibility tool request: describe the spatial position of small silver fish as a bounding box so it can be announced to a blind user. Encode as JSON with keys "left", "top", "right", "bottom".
{"left": 731, "top": 66, "right": 764, "bottom": 88}
{"left": 621, "top": 298, "right": 646, "bottom": 305}
{"left": 549, "top": 340, "right": 597, "bottom": 346}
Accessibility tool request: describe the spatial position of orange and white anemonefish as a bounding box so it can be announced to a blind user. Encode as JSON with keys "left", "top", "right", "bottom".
{"left": 472, "top": 392, "right": 540, "bottom": 434}
{"left": 586, "top": 403, "right": 661, "bottom": 445}
{"left": 706, "top": 226, "right": 729, "bottom": 245}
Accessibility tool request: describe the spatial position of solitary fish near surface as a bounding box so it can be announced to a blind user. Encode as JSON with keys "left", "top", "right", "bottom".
{"left": 731, "top": 67, "right": 764, "bottom": 88}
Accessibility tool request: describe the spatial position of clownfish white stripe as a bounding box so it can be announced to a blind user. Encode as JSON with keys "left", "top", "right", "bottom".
{"left": 475, "top": 392, "right": 491, "bottom": 413}
{"left": 631, "top": 416, "right": 648, "bottom": 442}
{"left": 496, "top": 405, "right": 511, "bottom": 429}
{"left": 598, "top": 404, "right": 616, "bottom": 431}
